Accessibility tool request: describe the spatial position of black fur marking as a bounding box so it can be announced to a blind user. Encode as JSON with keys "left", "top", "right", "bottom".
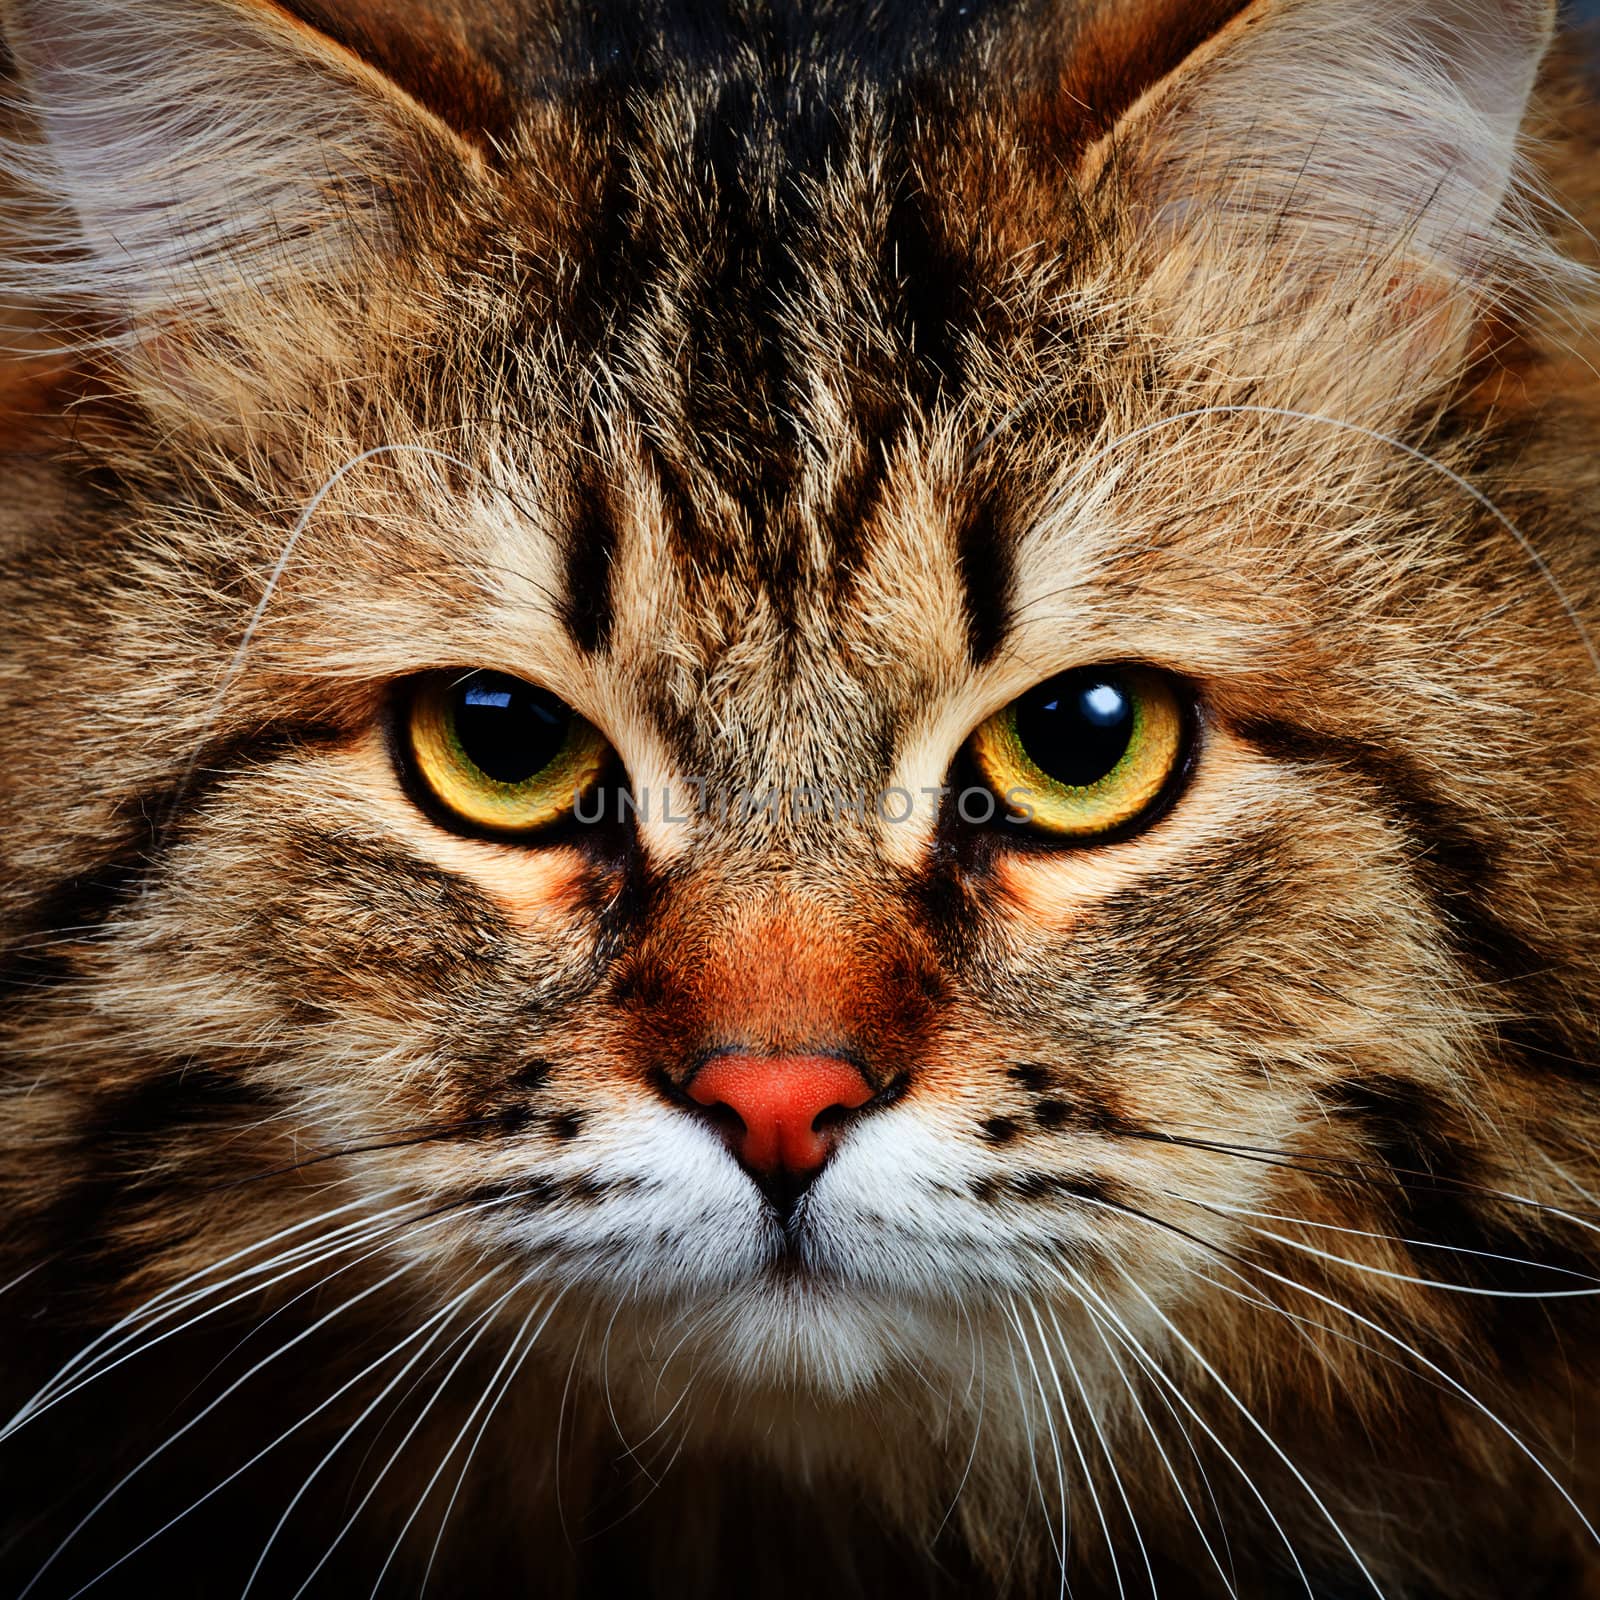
{"left": 1033, "top": 1099, "right": 1071, "bottom": 1130}
{"left": 460, "top": 1176, "right": 560, "bottom": 1211}
{"left": 29, "top": 1065, "right": 278, "bottom": 1321}
{"left": 1008, "top": 1170, "right": 1123, "bottom": 1205}
{"left": 980, "top": 1115, "right": 1021, "bottom": 1144}
{"left": 548, "top": 1111, "right": 585, "bottom": 1141}
{"left": 970, "top": 1170, "right": 1122, "bottom": 1206}
{"left": 512, "top": 1059, "right": 554, "bottom": 1091}
{"left": 951, "top": 490, "right": 1015, "bottom": 665}
{"left": 0, "top": 724, "right": 342, "bottom": 1008}
{"left": 85, "top": 1064, "right": 274, "bottom": 1150}
{"left": 1237, "top": 717, "right": 1588, "bottom": 1082}
{"left": 882, "top": 177, "right": 968, "bottom": 402}
{"left": 1324, "top": 1074, "right": 1600, "bottom": 1360}
{"left": 561, "top": 462, "right": 618, "bottom": 653}
{"left": 1005, "top": 1062, "right": 1052, "bottom": 1092}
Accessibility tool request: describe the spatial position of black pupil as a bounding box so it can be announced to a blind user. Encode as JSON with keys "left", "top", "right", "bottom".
{"left": 1013, "top": 671, "right": 1135, "bottom": 789}
{"left": 451, "top": 672, "right": 570, "bottom": 784}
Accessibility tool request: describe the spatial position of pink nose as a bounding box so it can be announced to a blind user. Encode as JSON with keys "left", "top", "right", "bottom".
{"left": 685, "top": 1053, "right": 874, "bottom": 1181}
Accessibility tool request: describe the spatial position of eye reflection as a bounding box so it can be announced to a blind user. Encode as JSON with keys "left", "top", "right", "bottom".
{"left": 970, "top": 666, "right": 1189, "bottom": 839}
{"left": 403, "top": 670, "right": 611, "bottom": 836}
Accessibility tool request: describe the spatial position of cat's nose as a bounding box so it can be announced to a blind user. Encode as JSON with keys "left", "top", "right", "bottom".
{"left": 684, "top": 1052, "right": 874, "bottom": 1211}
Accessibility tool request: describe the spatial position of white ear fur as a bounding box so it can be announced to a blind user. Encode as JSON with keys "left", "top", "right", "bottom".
{"left": 1100, "top": 0, "right": 1559, "bottom": 291}
{"left": 0, "top": 0, "right": 471, "bottom": 320}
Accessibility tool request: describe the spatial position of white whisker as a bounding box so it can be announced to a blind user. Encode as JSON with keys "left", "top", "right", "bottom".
{"left": 1024, "top": 1299, "right": 1126, "bottom": 1600}
{"left": 281, "top": 1277, "right": 524, "bottom": 1599}
{"left": 370, "top": 1285, "right": 568, "bottom": 1599}
{"left": 1056, "top": 1262, "right": 1316, "bottom": 1600}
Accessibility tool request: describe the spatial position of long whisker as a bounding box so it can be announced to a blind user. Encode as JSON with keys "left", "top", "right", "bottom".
{"left": 1109, "top": 1234, "right": 1390, "bottom": 1594}
{"left": 277, "top": 1278, "right": 525, "bottom": 1600}
{"left": 1023, "top": 1298, "right": 1127, "bottom": 1600}
{"left": 20, "top": 1184, "right": 550, "bottom": 1595}
{"left": 5, "top": 1186, "right": 421, "bottom": 1436}
{"left": 1004, "top": 1296, "right": 1074, "bottom": 1596}
{"left": 418, "top": 1286, "right": 571, "bottom": 1596}
{"left": 77, "top": 1275, "right": 492, "bottom": 1600}
{"left": 10, "top": 1190, "right": 443, "bottom": 1435}
{"left": 169, "top": 441, "right": 548, "bottom": 828}
{"left": 1055, "top": 1261, "right": 1317, "bottom": 1600}
{"left": 931, "top": 1311, "right": 989, "bottom": 1544}
{"left": 372, "top": 1286, "right": 569, "bottom": 1599}
{"left": 34, "top": 1259, "right": 422, "bottom": 1600}
{"left": 1042, "top": 1301, "right": 1158, "bottom": 1598}
{"left": 1213, "top": 1244, "right": 1600, "bottom": 1553}
{"left": 1163, "top": 1191, "right": 1600, "bottom": 1297}
{"left": 1078, "top": 1186, "right": 1599, "bottom": 1561}
{"left": 1070, "top": 1293, "right": 1238, "bottom": 1600}
{"left": 1125, "top": 1129, "right": 1600, "bottom": 1231}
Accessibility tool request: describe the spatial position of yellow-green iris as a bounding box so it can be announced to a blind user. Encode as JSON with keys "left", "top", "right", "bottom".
{"left": 406, "top": 670, "right": 609, "bottom": 835}
{"left": 971, "top": 667, "right": 1187, "bottom": 839}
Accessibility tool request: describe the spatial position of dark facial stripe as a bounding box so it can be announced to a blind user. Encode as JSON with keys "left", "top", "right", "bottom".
{"left": 1234, "top": 716, "right": 1587, "bottom": 1079}
{"left": 560, "top": 458, "right": 618, "bottom": 654}
{"left": 1320, "top": 1074, "right": 1600, "bottom": 1365}
{"left": 24, "top": 1064, "right": 278, "bottom": 1322}
{"left": 952, "top": 489, "right": 1016, "bottom": 665}
{"left": 0, "top": 724, "right": 343, "bottom": 1007}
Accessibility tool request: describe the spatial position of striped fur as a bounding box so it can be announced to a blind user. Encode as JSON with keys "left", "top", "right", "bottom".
{"left": 2, "top": 0, "right": 1600, "bottom": 1594}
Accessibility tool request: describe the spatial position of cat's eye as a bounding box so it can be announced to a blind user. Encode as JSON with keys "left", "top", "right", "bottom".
{"left": 402, "top": 670, "right": 610, "bottom": 836}
{"left": 969, "top": 666, "right": 1189, "bottom": 840}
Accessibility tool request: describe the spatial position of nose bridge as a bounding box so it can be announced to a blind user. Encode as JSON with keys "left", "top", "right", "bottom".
{"left": 699, "top": 893, "right": 861, "bottom": 1053}
{"left": 630, "top": 874, "right": 939, "bottom": 1086}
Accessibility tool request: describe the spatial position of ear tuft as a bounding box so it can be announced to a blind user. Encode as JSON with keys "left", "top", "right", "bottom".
{"left": 1090, "top": 0, "right": 1570, "bottom": 364}
{"left": 0, "top": 0, "right": 474, "bottom": 323}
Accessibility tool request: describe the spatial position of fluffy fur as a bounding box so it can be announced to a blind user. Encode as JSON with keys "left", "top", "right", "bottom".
{"left": 2, "top": 0, "right": 1599, "bottom": 1594}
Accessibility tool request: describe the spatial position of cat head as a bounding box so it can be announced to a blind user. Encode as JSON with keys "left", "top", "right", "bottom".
{"left": 3, "top": 0, "right": 1598, "bottom": 1578}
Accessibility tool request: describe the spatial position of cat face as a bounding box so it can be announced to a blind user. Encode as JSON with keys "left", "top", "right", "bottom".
{"left": 3, "top": 0, "right": 1599, "bottom": 1590}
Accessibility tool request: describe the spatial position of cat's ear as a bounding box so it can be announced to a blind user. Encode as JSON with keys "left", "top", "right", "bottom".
{"left": 1083, "top": 0, "right": 1562, "bottom": 377}
{"left": 0, "top": 0, "right": 480, "bottom": 386}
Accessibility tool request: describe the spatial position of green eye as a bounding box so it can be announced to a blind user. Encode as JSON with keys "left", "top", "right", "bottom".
{"left": 970, "top": 666, "right": 1188, "bottom": 839}
{"left": 405, "top": 670, "right": 609, "bottom": 835}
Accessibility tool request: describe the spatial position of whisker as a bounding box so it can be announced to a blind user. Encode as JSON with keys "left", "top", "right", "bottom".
{"left": 278, "top": 1277, "right": 523, "bottom": 1600}
{"left": 1106, "top": 1227, "right": 1391, "bottom": 1593}
{"left": 1126, "top": 1128, "right": 1600, "bottom": 1231}
{"left": 372, "top": 1286, "right": 568, "bottom": 1598}
{"left": 1055, "top": 1261, "right": 1317, "bottom": 1600}
{"left": 418, "top": 1287, "right": 571, "bottom": 1596}
{"left": 931, "top": 1312, "right": 989, "bottom": 1545}
{"left": 35, "top": 1259, "right": 424, "bottom": 1600}
{"left": 20, "top": 1184, "right": 550, "bottom": 1595}
{"left": 168, "top": 441, "right": 549, "bottom": 834}
{"left": 1023, "top": 1298, "right": 1127, "bottom": 1600}
{"left": 1004, "top": 1296, "right": 1074, "bottom": 1595}
{"left": 1070, "top": 1294, "right": 1239, "bottom": 1600}
{"left": 9, "top": 1191, "right": 439, "bottom": 1436}
{"left": 1041, "top": 1301, "right": 1158, "bottom": 1598}
{"left": 1163, "top": 1192, "right": 1600, "bottom": 1298}
{"left": 5, "top": 1186, "right": 420, "bottom": 1436}
{"left": 1214, "top": 1244, "right": 1600, "bottom": 1554}
{"left": 83, "top": 1274, "right": 492, "bottom": 1600}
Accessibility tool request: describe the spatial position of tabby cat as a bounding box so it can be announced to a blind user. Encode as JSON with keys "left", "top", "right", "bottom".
{"left": 2, "top": 0, "right": 1599, "bottom": 1594}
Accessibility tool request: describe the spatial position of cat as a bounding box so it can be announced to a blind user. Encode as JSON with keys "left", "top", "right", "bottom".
{"left": 2, "top": 0, "right": 1600, "bottom": 1593}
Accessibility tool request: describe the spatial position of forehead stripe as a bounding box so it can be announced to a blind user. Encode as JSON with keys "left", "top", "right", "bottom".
{"left": 560, "top": 463, "right": 619, "bottom": 655}
{"left": 953, "top": 489, "right": 1016, "bottom": 666}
